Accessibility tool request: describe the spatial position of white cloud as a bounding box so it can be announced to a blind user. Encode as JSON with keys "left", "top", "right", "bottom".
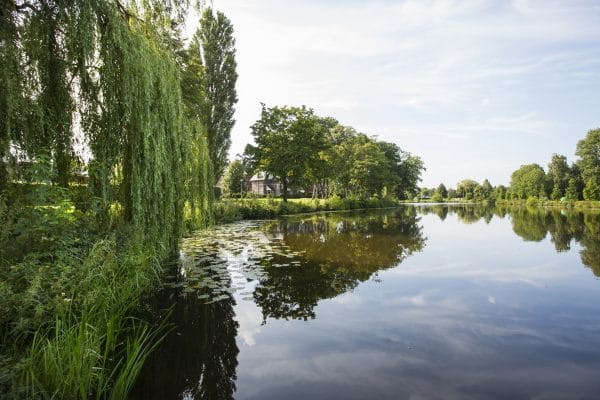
{"left": 197, "top": 0, "right": 600, "bottom": 185}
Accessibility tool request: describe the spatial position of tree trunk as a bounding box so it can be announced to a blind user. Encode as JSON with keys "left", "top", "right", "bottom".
{"left": 0, "top": 157, "right": 7, "bottom": 191}
{"left": 282, "top": 177, "right": 288, "bottom": 202}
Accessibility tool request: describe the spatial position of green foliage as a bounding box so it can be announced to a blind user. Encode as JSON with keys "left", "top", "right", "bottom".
{"left": 248, "top": 114, "right": 424, "bottom": 201}
{"left": 510, "top": 164, "right": 547, "bottom": 199}
{"left": 183, "top": 119, "right": 214, "bottom": 231}
{"left": 179, "top": 34, "right": 215, "bottom": 229}
{"left": 1, "top": 0, "right": 207, "bottom": 257}
{"left": 575, "top": 129, "right": 600, "bottom": 196}
{"left": 214, "top": 196, "right": 399, "bottom": 223}
{"left": 547, "top": 154, "right": 571, "bottom": 200}
{"left": 583, "top": 178, "right": 600, "bottom": 201}
{"left": 347, "top": 137, "right": 392, "bottom": 197}
{"left": 456, "top": 179, "right": 481, "bottom": 200}
{"left": 0, "top": 1, "right": 223, "bottom": 397}
{"left": 576, "top": 129, "right": 600, "bottom": 201}
{"left": 0, "top": 186, "right": 169, "bottom": 398}
{"left": 494, "top": 185, "right": 508, "bottom": 201}
{"left": 250, "top": 105, "right": 329, "bottom": 201}
{"left": 565, "top": 178, "right": 581, "bottom": 201}
{"left": 436, "top": 183, "right": 448, "bottom": 199}
{"left": 195, "top": 7, "right": 238, "bottom": 180}
{"left": 481, "top": 179, "right": 493, "bottom": 200}
{"left": 222, "top": 160, "right": 246, "bottom": 198}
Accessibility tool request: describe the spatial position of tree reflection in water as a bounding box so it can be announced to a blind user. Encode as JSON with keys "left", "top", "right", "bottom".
{"left": 418, "top": 204, "right": 600, "bottom": 277}
{"left": 508, "top": 207, "right": 599, "bottom": 276}
{"left": 133, "top": 282, "right": 239, "bottom": 400}
{"left": 254, "top": 209, "right": 426, "bottom": 322}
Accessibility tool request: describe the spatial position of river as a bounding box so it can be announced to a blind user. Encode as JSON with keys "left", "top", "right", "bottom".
{"left": 133, "top": 205, "right": 600, "bottom": 399}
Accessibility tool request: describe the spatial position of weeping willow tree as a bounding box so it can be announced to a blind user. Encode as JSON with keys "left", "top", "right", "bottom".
{"left": 180, "top": 27, "right": 215, "bottom": 228}
{"left": 0, "top": 0, "right": 214, "bottom": 255}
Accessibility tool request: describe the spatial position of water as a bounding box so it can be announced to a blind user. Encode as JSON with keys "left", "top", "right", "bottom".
{"left": 133, "top": 205, "right": 600, "bottom": 399}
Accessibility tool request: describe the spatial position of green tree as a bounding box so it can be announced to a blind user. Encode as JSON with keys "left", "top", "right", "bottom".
{"left": 324, "top": 129, "right": 423, "bottom": 199}
{"left": 494, "top": 185, "right": 508, "bottom": 201}
{"left": 322, "top": 125, "right": 362, "bottom": 197}
{"left": 0, "top": 0, "right": 211, "bottom": 254}
{"left": 481, "top": 179, "right": 493, "bottom": 200}
{"left": 456, "top": 179, "right": 480, "bottom": 200}
{"left": 394, "top": 151, "right": 424, "bottom": 199}
{"left": 436, "top": 183, "right": 448, "bottom": 199}
{"left": 196, "top": 7, "right": 238, "bottom": 180}
{"left": 565, "top": 178, "right": 580, "bottom": 201}
{"left": 250, "top": 105, "right": 328, "bottom": 202}
{"left": 575, "top": 129, "right": 600, "bottom": 200}
{"left": 547, "top": 153, "right": 571, "bottom": 200}
{"left": 348, "top": 137, "right": 392, "bottom": 198}
{"left": 583, "top": 178, "right": 600, "bottom": 201}
{"left": 510, "top": 164, "right": 547, "bottom": 199}
{"left": 180, "top": 33, "right": 214, "bottom": 227}
{"left": 222, "top": 159, "right": 246, "bottom": 198}
{"left": 306, "top": 116, "right": 337, "bottom": 198}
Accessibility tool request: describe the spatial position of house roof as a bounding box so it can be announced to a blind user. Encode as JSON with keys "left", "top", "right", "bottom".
{"left": 250, "top": 171, "right": 278, "bottom": 182}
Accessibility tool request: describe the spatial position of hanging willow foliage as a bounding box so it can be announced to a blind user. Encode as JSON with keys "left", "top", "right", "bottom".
{"left": 185, "top": 119, "right": 214, "bottom": 228}
{"left": 0, "top": 0, "right": 214, "bottom": 257}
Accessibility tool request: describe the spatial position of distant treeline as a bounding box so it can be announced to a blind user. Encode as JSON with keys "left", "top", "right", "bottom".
{"left": 421, "top": 129, "right": 600, "bottom": 203}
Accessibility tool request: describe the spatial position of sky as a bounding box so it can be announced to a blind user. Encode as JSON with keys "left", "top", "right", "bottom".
{"left": 189, "top": 0, "right": 600, "bottom": 187}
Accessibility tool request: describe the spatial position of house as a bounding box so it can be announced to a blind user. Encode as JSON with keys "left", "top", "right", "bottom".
{"left": 249, "top": 171, "right": 284, "bottom": 196}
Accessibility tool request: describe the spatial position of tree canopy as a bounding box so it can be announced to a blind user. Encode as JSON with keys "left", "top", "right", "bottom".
{"left": 576, "top": 129, "right": 600, "bottom": 200}
{"left": 246, "top": 105, "right": 424, "bottom": 201}
{"left": 510, "top": 164, "right": 547, "bottom": 200}
{"left": 0, "top": 0, "right": 227, "bottom": 254}
{"left": 249, "top": 105, "right": 328, "bottom": 201}
{"left": 222, "top": 159, "right": 246, "bottom": 198}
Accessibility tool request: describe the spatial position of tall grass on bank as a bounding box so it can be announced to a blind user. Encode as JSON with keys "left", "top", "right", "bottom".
{"left": 0, "top": 185, "right": 169, "bottom": 399}
{"left": 214, "top": 195, "right": 400, "bottom": 223}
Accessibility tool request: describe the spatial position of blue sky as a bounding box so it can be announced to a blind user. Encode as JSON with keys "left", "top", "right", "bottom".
{"left": 195, "top": 0, "right": 600, "bottom": 187}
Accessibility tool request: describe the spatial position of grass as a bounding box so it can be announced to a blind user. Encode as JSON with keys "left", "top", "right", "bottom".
{"left": 497, "top": 198, "right": 600, "bottom": 210}
{"left": 214, "top": 195, "right": 400, "bottom": 223}
{"left": 0, "top": 184, "right": 169, "bottom": 399}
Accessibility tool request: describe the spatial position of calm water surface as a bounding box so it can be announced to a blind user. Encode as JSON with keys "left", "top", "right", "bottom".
{"left": 134, "top": 205, "right": 600, "bottom": 400}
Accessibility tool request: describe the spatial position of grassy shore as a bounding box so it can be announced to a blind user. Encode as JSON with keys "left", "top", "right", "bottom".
{"left": 496, "top": 198, "right": 600, "bottom": 209}
{"left": 0, "top": 184, "right": 169, "bottom": 399}
{"left": 214, "top": 196, "right": 400, "bottom": 222}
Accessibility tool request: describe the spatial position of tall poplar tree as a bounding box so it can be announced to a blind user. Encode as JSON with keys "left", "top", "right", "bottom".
{"left": 195, "top": 7, "right": 238, "bottom": 180}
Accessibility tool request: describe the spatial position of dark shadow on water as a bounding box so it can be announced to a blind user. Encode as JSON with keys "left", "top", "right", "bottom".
{"left": 132, "top": 280, "right": 239, "bottom": 399}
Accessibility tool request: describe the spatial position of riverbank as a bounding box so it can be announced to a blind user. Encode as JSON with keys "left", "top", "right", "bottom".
{"left": 214, "top": 196, "right": 400, "bottom": 223}
{"left": 496, "top": 199, "right": 600, "bottom": 209}
{"left": 0, "top": 185, "right": 168, "bottom": 398}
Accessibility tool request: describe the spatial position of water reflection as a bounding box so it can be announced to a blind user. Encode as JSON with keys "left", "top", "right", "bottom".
{"left": 133, "top": 283, "right": 239, "bottom": 400}
{"left": 417, "top": 204, "right": 495, "bottom": 224}
{"left": 255, "top": 210, "right": 426, "bottom": 321}
{"left": 417, "top": 204, "right": 600, "bottom": 277}
{"left": 508, "top": 207, "right": 599, "bottom": 276}
{"left": 134, "top": 206, "right": 600, "bottom": 399}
